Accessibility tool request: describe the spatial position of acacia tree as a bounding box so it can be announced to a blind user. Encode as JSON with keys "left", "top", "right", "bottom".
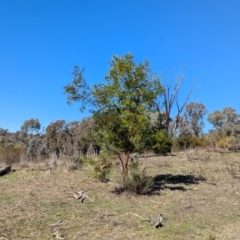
{"left": 64, "top": 54, "right": 166, "bottom": 172}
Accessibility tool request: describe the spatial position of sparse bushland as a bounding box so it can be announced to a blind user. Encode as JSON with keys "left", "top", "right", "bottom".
{"left": 3, "top": 53, "right": 240, "bottom": 238}
{"left": 1, "top": 150, "right": 240, "bottom": 239}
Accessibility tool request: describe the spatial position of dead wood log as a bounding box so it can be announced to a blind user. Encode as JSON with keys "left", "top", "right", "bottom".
{"left": 155, "top": 214, "right": 163, "bottom": 228}
{"left": 73, "top": 191, "right": 93, "bottom": 202}
{"left": 53, "top": 230, "right": 64, "bottom": 239}
{"left": 132, "top": 213, "right": 151, "bottom": 222}
{"left": 99, "top": 213, "right": 115, "bottom": 219}
{"left": 0, "top": 166, "right": 11, "bottom": 177}
{"left": 73, "top": 191, "right": 85, "bottom": 202}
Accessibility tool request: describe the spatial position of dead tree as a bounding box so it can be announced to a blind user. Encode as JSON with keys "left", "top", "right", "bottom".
{"left": 160, "top": 75, "right": 194, "bottom": 137}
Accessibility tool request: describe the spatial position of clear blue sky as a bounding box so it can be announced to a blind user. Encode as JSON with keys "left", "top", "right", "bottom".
{"left": 1, "top": 0, "right": 240, "bottom": 133}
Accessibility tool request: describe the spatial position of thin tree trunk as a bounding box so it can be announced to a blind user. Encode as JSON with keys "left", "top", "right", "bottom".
{"left": 124, "top": 152, "right": 130, "bottom": 173}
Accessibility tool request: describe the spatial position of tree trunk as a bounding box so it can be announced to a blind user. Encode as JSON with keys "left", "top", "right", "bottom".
{"left": 124, "top": 152, "right": 130, "bottom": 173}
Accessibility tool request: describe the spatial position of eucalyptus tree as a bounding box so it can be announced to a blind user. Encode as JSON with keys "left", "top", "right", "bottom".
{"left": 21, "top": 118, "right": 41, "bottom": 134}
{"left": 45, "top": 120, "right": 71, "bottom": 157}
{"left": 183, "top": 102, "right": 208, "bottom": 137}
{"left": 66, "top": 118, "right": 95, "bottom": 154}
{"left": 208, "top": 107, "right": 240, "bottom": 137}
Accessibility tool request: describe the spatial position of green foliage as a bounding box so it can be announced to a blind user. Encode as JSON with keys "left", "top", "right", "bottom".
{"left": 83, "top": 155, "right": 112, "bottom": 182}
{"left": 93, "top": 164, "right": 111, "bottom": 182}
{"left": 225, "top": 135, "right": 237, "bottom": 145}
{"left": 208, "top": 107, "right": 240, "bottom": 137}
{"left": 174, "top": 135, "right": 209, "bottom": 150}
{"left": 64, "top": 53, "right": 165, "bottom": 172}
{"left": 183, "top": 102, "right": 208, "bottom": 136}
{"left": 216, "top": 139, "right": 228, "bottom": 148}
{"left": 207, "top": 234, "right": 216, "bottom": 240}
{"left": 66, "top": 118, "right": 95, "bottom": 154}
{"left": 0, "top": 144, "right": 25, "bottom": 165}
{"left": 151, "top": 130, "right": 173, "bottom": 155}
{"left": 21, "top": 118, "right": 41, "bottom": 134}
{"left": 64, "top": 66, "right": 92, "bottom": 112}
{"left": 27, "top": 138, "right": 39, "bottom": 160}
{"left": 115, "top": 163, "right": 153, "bottom": 195}
{"left": 38, "top": 142, "right": 49, "bottom": 159}
{"left": 92, "top": 54, "right": 164, "bottom": 171}
{"left": 45, "top": 120, "right": 71, "bottom": 155}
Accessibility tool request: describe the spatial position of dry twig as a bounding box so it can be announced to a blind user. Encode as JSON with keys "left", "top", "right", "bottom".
{"left": 133, "top": 213, "right": 151, "bottom": 222}
{"left": 49, "top": 220, "right": 62, "bottom": 227}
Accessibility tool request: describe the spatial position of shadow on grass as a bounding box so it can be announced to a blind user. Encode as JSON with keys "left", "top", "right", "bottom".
{"left": 152, "top": 174, "right": 206, "bottom": 192}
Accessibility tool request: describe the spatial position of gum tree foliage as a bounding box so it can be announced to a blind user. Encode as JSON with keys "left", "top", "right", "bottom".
{"left": 173, "top": 103, "right": 208, "bottom": 150}
{"left": 0, "top": 128, "right": 10, "bottom": 146}
{"left": 21, "top": 118, "right": 41, "bottom": 134}
{"left": 64, "top": 54, "right": 171, "bottom": 172}
{"left": 45, "top": 120, "right": 72, "bottom": 157}
{"left": 182, "top": 102, "right": 208, "bottom": 137}
{"left": 27, "top": 138, "right": 42, "bottom": 160}
{"left": 208, "top": 107, "right": 240, "bottom": 137}
{"left": 66, "top": 118, "right": 96, "bottom": 154}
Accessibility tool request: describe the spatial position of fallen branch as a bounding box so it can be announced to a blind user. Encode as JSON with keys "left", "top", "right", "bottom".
{"left": 132, "top": 213, "right": 151, "bottom": 222}
{"left": 0, "top": 166, "right": 11, "bottom": 177}
{"left": 53, "top": 230, "right": 64, "bottom": 239}
{"left": 149, "top": 200, "right": 163, "bottom": 205}
{"left": 49, "top": 220, "right": 62, "bottom": 227}
{"left": 73, "top": 191, "right": 93, "bottom": 202}
{"left": 100, "top": 213, "right": 115, "bottom": 219}
{"left": 205, "top": 181, "right": 217, "bottom": 186}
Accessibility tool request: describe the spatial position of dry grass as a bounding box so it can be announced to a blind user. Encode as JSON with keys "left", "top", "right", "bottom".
{"left": 1, "top": 150, "right": 240, "bottom": 239}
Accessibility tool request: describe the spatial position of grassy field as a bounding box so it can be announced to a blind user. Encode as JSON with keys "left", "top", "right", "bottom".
{"left": 1, "top": 149, "right": 240, "bottom": 240}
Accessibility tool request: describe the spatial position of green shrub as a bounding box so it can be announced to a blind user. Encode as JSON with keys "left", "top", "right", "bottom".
{"left": 116, "top": 163, "right": 153, "bottom": 194}
{"left": 83, "top": 154, "right": 112, "bottom": 182}
{"left": 225, "top": 136, "right": 237, "bottom": 145}
{"left": 151, "top": 130, "right": 173, "bottom": 155}
{"left": 0, "top": 144, "right": 24, "bottom": 165}
{"left": 216, "top": 139, "right": 228, "bottom": 148}
{"left": 174, "top": 135, "right": 209, "bottom": 150}
{"left": 207, "top": 234, "right": 216, "bottom": 240}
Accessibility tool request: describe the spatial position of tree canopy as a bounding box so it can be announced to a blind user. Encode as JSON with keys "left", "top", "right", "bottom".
{"left": 64, "top": 53, "right": 172, "bottom": 172}
{"left": 208, "top": 107, "right": 240, "bottom": 137}
{"left": 21, "top": 118, "right": 41, "bottom": 134}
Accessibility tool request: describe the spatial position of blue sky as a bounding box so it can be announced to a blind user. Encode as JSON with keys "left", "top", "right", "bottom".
{"left": 1, "top": 0, "right": 240, "bottom": 133}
